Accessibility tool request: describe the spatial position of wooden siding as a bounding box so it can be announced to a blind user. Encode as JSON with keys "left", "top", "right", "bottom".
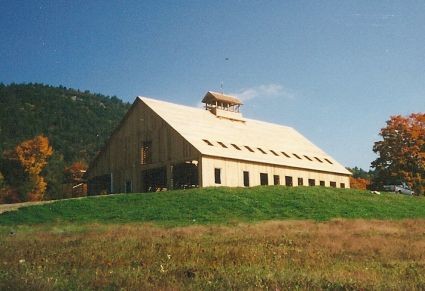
{"left": 200, "top": 156, "right": 350, "bottom": 188}
{"left": 87, "top": 99, "right": 200, "bottom": 193}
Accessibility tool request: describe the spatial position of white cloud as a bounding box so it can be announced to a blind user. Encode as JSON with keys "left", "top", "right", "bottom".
{"left": 347, "top": 13, "right": 396, "bottom": 28}
{"left": 195, "top": 101, "right": 204, "bottom": 108}
{"left": 230, "top": 83, "right": 295, "bottom": 102}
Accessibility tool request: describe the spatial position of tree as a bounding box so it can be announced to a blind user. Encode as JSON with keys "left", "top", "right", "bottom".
{"left": 349, "top": 176, "right": 370, "bottom": 190}
{"left": 0, "top": 171, "right": 5, "bottom": 189}
{"left": 15, "top": 135, "right": 53, "bottom": 201}
{"left": 347, "top": 166, "right": 374, "bottom": 180}
{"left": 63, "top": 161, "right": 88, "bottom": 198}
{"left": 371, "top": 113, "right": 425, "bottom": 195}
{"left": 43, "top": 152, "right": 66, "bottom": 200}
{"left": 0, "top": 168, "right": 20, "bottom": 204}
{"left": 64, "top": 161, "right": 87, "bottom": 184}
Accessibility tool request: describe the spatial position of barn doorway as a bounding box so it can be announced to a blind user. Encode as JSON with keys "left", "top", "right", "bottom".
{"left": 125, "top": 180, "right": 132, "bottom": 193}
{"left": 87, "top": 174, "right": 111, "bottom": 195}
{"left": 173, "top": 162, "right": 198, "bottom": 189}
{"left": 142, "top": 167, "right": 167, "bottom": 192}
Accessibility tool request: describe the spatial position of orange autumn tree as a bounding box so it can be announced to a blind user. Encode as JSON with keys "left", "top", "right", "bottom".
{"left": 63, "top": 161, "right": 88, "bottom": 198}
{"left": 349, "top": 177, "right": 370, "bottom": 190}
{"left": 64, "top": 161, "right": 87, "bottom": 183}
{"left": 372, "top": 113, "right": 425, "bottom": 195}
{"left": 15, "top": 135, "right": 53, "bottom": 201}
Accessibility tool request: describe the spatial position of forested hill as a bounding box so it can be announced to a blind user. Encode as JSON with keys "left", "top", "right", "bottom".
{"left": 0, "top": 83, "right": 131, "bottom": 164}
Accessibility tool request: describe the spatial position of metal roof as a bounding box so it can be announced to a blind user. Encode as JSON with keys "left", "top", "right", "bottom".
{"left": 139, "top": 96, "right": 351, "bottom": 175}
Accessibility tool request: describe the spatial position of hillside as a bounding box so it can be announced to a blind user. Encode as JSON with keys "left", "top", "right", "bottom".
{"left": 1, "top": 186, "right": 425, "bottom": 290}
{"left": 1, "top": 186, "right": 424, "bottom": 226}
{"left": 0, "top": 83, "right": 130, "bottom": 163}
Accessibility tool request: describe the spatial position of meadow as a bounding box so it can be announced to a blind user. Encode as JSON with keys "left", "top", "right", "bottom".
{"left": 1, "top": 186, "right": 425, "bottom": 289}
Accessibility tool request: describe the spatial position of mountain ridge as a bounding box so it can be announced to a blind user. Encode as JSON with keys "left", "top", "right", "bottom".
{"left": 0, "top": 83, "right": 131, "bottom": 164}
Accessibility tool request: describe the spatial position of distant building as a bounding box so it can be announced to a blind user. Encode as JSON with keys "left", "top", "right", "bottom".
{"left": 86, "top": 92, "right": 351, "bottom": 194}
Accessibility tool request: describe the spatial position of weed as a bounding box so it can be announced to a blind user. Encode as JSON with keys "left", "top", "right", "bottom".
{"left": 1, "top": 220, "right": 424, "bottom": 289}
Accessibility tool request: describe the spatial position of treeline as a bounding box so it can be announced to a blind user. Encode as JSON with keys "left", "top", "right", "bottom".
{"left": 0, "top": 83, "right": 130, "bottom": 203}
{"left": 0, "top": 83, "right": 130, "bottom": 163}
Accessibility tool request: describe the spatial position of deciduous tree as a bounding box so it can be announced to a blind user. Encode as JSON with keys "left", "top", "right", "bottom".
{"left": 0, "top": 171, "right": 5, "bottom": 189}
{"left": 349, "top": 176, "right": 370, "bottom": 190}
{"left": 16, "top": 135, "right": 53, "bottom": 175}
{"left": 64, "top": 161, "right": 87, "bottom": 184}
{"left": 44, "top": 152, "right": 66, "bottom": 200}
{"left": 15, "top": 135, "right": 53, "bottom": 201}
{"left": 0, "top": 168, "right": 22, "bottom": 204}
{"left": 63, "top": 161, "right": 88, "bottom": 198}
{"left": 372, "top": 113, "right": 425, "bottom": 195}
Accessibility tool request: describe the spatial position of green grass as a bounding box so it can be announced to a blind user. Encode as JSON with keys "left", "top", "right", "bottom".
{"left": 1, "top": 186, "right": 424, "bottom": 226}
{"left": 1, "top": 187, "right": 425, "bottom": 289}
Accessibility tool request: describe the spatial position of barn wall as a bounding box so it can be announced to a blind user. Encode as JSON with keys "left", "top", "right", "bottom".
{"left": 87, "top": 99, "right": 199, "bottom": 194}
{"left": 201, "top": 156, "right": 350, "bottom": 188}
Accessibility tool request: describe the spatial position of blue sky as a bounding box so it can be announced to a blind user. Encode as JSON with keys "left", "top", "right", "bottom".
{"left": 1, "top": 1, "right": 424, "bottom": 169}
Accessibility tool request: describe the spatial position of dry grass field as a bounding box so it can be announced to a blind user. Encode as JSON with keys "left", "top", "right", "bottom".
{"left": 1, "top": 219, "right": 425, "bottom": 290}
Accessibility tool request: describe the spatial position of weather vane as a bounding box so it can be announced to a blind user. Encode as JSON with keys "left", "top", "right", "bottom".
{"left": 220, "top": 57, "right": 229, "bottom": 94}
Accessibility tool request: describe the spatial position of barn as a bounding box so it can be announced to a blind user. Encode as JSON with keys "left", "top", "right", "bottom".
{"left": 86, "top": 92, "right": 351, "bottom": 194}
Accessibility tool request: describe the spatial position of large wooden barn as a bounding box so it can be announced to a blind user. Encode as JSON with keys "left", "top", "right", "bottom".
{"left": 86, "top": 92, "right": 351, "bottom": 194}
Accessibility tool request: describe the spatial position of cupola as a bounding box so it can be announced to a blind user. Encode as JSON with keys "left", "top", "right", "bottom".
{"left": 202, "top": 91, "right": 245, "bottom": 121}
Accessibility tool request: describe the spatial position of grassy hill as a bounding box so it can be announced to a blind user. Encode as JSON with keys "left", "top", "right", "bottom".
{"left": 1, "top": 186, "right": 424, "bottom": 226}
{"left": 1, "top": 187, "right": 425, "bottom": 289}
{"left": 0, "top": 83, "right": 130, "bottom": 163}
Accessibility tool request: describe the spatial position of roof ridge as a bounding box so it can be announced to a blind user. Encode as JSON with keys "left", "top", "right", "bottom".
{"left": 136, "top": 95, "right": 349, "bottom": 175}
{"left": 138, "top": 96, "right": 295, "bottom": 129}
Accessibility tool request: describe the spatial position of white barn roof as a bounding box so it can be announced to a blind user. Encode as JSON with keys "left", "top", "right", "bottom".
{"left": 139, "top": 96, "right": 351, "bottom": 175}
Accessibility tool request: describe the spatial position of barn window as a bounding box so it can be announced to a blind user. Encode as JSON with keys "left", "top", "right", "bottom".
{"left": 257, "top": 148, "right": 267, "bottom": 154}
{"left": 308, "top": 179, "right": 315, "bottom": 186}
{"left": 320, "top": 181, "right": 325, "bottom": 186}
{"left": 330, "top": 181, "right": 337, "bottom": 188}
{"left": 231, "top": 144, "right": 241, "bottom": 150}
{"left": 273, "top": 175, "right": 280, "bottom": 185}
{"left": 324, "top": 158, "right": 333, "bottom": 164}
{"left": 298, "top": 177, "right": 304, "bottom": 186}
{"left": 340, "top": 183, "right": 345, "bottom": 188}
{"left": 303, "top": 155, "right": 312, "bottom": 161}
{"left": 315, "top": 157, "right": 323, "bottom": 163}
{"left": 243, "top": 171, "right": 250, "bottom": 187}
{"left": 217, "top": 141, "right": 227, "bottom": 148}
{"left": 285, "top": 176, "right": 293, "bottom": 187}
{"left": 141, "top": 141, "right": 152, "bottom": 165}
{"left": 260, "top": 173, "right": 268, "bottom": 185}
{"left": 281, "top": 152, "right": 291, "bottom": 158}
{"left": 293, "top": 153, "right": 302, "bottom": 159}
{"left": 270, "top": 150, "right": 279, "bottom": 156}
{"left": 203, "top": 139, "right": 213, "bottom": 146}
{"left": 244, "top": 145, "right": 254, "bottom": 152}
{"left": 214, "top": 168, "right": 221, "bottom": 184}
